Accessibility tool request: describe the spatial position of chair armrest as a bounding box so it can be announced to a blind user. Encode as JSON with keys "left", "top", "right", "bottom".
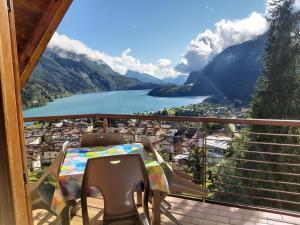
{"left": 170, "top": 174, "right": 208, "bottom": 197}
{"left": 173, "top": 169, "right": 193, "bottom": 180}
{"left": 62, "top": 141, "right": 70, "bottom": 153}
{"left": 31, "top": 151, "right": 65, "bottom": 191}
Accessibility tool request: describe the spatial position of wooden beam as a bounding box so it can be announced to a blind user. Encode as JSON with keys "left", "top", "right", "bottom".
{"left": 19, "top": 0, "right": 72, "bottom": 88}
{"left": 8, "top": 0, "right": 33, "bottom": 223}
{"left": 0, "top": 0, "right": 31, "bottom": 224}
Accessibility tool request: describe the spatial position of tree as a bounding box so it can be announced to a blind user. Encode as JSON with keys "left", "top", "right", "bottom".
{"left": 211, "top": 0, "right": 300, "bottom": 211}
{"left": 188, "top": 147, "right": 203, "bottom": 184}
{"left": 162, "top": 109, "right": 169, "bottom": 116}
{"left": 252, "top": 0, "right": 300, "bottom": 119}
{"left": 244, "top": 0, "right": 300, "bottom": 211}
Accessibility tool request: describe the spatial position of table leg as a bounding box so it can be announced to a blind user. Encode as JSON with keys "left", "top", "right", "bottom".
{"left": 61, "top": 206, "right": 70, "bottom": 225}
{"left": 152, "top": 190, "right": 161, "bottom": 225}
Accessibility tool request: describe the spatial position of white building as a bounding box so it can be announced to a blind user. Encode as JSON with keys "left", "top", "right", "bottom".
{"left": 26, "top": 137, "right": 42, "bottom": 145}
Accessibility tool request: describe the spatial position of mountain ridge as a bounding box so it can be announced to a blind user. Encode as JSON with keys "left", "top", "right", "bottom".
{"left": 125, "top": 70, "right": 164, "bottom": 84}
{"left": 162, "top": 75, "right": 188, "bottom": 85}
{"left": 125, "top": 70, "right": 188, "bottom": 85}
{"left": 148, "top": 35, "right": 267, "bottom": 103}
{"left": 22, "top": 48, "right": 159, "bottom": 109}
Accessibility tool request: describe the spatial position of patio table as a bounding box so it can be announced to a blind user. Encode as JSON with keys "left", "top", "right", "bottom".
{"left": 58, "top": 143, "right": 169, "bottom": 225}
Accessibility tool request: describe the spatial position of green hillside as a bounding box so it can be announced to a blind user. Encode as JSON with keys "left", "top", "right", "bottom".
{"left": 22, "top": 48, "right": 158, "bottom": 109}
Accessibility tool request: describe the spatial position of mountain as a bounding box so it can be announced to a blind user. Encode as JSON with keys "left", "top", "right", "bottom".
{"left": 125, "top": 70, "right": 188, "bottom": 86}
{"left": 149, "top": 35, "right": 267, "bottom": 103}
{"left": 162, "top": 75, "right": 188, "bottom": 85}
{"left": 125, "top": 70, "right": 164, "bottom": 85}
{"left": 22, "top": 48, "right": 159, "bottom": 108}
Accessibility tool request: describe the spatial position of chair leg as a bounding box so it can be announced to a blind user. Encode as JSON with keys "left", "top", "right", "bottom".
{"left": 162, "top": 199, "right": 172, "bottom": 209}
{"left": 37, "top": 212, "right": 54, "bottom": 225}
{"left": 69, "top": 200, "right": 81, "bottom": 217}
{"left": 48, "top": 207, "right": 69, "bottom": 225}
{"left": 137, "top": 191, "right": 143, "bottom": 207}
{"left": 160, "top": 204, "right": 182, "bottom": 225}
{"left": 61, "top": 206, "right": 70, "bottom": 225}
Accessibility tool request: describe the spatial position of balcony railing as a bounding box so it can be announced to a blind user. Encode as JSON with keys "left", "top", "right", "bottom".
{"left": 24, "top": 114, "right": 300, "bottom": 217}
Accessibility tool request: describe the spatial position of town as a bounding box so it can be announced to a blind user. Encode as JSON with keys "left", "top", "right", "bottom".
{"left": 25, "top": 106, "right": 240, "bottom": 175}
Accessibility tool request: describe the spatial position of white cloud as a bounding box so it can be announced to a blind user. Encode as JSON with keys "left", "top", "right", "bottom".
{"left": 294, "top": 0, "right": 300, "bottom": 12}
{"left": 158, "top": 59, "right": 172, "bottom": 68}
{"left": 48, "top": 32, "right": 176, "bottom": 78}
{"left": 266, "top": 0, "right": 300, "bottom": 14}
{"left": 49, "top": 6, "right": 274, "bottom": 78}
{"left": 175, "top": 12, "right": 269, "bottom": 74}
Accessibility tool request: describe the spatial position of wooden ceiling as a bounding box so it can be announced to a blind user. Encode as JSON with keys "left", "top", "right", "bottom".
{"left": 12, "top": 0, "right": 72, "bottom": 88}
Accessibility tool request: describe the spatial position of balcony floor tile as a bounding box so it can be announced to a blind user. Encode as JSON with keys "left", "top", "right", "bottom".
{"left": 32, "top": 196, "right": 300, "bottom": 225}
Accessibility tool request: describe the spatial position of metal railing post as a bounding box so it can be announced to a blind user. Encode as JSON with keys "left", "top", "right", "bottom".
{"left": 201, "top": 123, "right": 208, "bottom": 203}
{"left": 103, "top": 118, "right": 108, "bottom": 133}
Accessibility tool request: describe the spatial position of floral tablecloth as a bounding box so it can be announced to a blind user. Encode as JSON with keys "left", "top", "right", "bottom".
{"left": 58, "top": 143, "right": 169, "bottom": 202}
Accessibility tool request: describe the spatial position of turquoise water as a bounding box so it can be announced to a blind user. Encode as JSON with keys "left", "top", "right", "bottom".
{"left": 23, "top": 90, "right": 208, "bottom": 117}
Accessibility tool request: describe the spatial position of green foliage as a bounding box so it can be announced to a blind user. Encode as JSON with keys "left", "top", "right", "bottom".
{"left": 212, "top": 0, "right": 300, "bottom": 211}
{"left": 148, "top": 84, "right": 193, "bottom": 97}
{"left": 28, "top": 168, "right": 57, "bottom": 186}
{"left": 252, "top": 0, "right": 300, "bottom": 119}
{"left": 188, "top": 148, "right": 203, "bottom": 184}
{"left": 160, "top": 150, "right": 171, "bottom": 162}
{"left": 208, "top": 128, "right": 249, "bottom": 203}
{"left": 151, "top": 102, "right": 235, "bottom": 118}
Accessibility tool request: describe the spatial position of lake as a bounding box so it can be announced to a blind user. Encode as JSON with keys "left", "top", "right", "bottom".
{"left": 23, "top": 90, "right": 208, "bottom": 117}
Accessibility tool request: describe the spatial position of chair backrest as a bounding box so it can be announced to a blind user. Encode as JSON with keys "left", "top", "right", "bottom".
{"left": 62, "top": 141, "right": 69, "bottom": 153}
{"left": 81, "top": 154, "right": 149, "bottom": 224}
{"left": 141, "top": 137, "right": 174, "bottom": 182}
{"left": 80, "top": 132, "right": 123, "bottom": 147}
{"left": 141, "top": 137, "right": 158, "bottom": 161}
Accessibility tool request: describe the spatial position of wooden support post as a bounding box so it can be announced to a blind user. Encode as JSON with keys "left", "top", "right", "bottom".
{"left": 0, "top": 0, "right": 32, "bottom": 224}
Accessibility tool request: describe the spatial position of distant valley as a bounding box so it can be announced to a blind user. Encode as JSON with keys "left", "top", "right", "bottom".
{"left": 162, "top": 75, "right": 188, "bottom": 85}
{"left": 23, "top": 34, "right": 266, "bottom": 109}
{"left": 22, "top": 48, "right": 160, "bottom": 108}
{"left": 125, "top": 70, "right": 188, "bottom": 85}
{"left": 125, "top": 70, "right": 164, "bottom": 85}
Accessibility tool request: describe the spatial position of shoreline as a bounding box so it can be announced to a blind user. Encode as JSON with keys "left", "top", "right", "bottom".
{"left": 23, "top": 90, "right": 208, "bottom": 118}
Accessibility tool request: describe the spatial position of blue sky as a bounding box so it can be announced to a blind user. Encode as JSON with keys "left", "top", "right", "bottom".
{"left": 51, "top": 0, "right": 268, "bottom": 77}
{"left": 58, "top": 0, "right": 265, "bottom": 63}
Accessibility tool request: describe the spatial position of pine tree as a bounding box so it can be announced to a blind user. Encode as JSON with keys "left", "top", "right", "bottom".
{"left": 252, "top": 0, "right": 300, "bottom": 119}
{"left": 211, "top": 0, "right": 300, "bottom": 211}
{"left": 243, "top": 0, "right": 300, "bottom": 211}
